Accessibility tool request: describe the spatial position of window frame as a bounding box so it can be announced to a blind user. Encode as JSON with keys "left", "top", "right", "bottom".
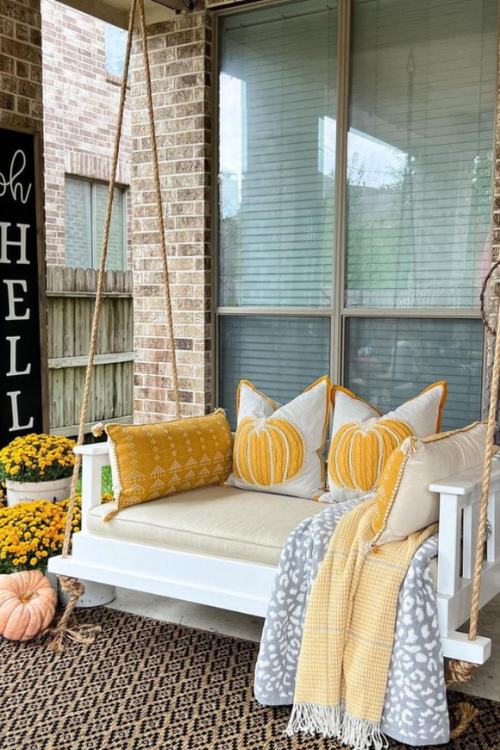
{"left": 64, "top": 174, "right": 128, "bottom": 271}
{"left": 212, "top": 0, "right": 497, "bottom": 414}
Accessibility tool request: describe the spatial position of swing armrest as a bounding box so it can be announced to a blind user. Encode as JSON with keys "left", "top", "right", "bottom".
{"left": 429, "top": 460, "right": 500, "bottom": 665}
{"left": 432, "top": 457, "right": 500, "bottom": 593}
{"left": 75, "top": 443, "right": 112, "bottom": 531}
{"left": 75, "top": 443, "right": 112, "bottom": 458}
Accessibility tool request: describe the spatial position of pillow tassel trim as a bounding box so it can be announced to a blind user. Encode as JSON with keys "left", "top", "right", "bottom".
{"left": 103, "top": 434, "right": 123, "bottom": 523}
{"left": 371, "top": 437, "right": 417, "bottom": 541}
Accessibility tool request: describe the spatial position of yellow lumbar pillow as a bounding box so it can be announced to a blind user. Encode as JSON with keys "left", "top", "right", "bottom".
{"left": 320, "top": 381, "right": 447, "bottom": 503}
{"left": 105, "top": 409, "right": 233, "bottom": 520}
{"left": 372, "top": 421, "right": 486, "bottom": 545}
{"left": 228, "top": 376, "right": 332, "bottom": 499}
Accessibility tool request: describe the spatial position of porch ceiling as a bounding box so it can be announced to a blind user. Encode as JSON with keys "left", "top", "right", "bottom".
{"left": 56, "top": 0, "right": 176, "bottom": 28}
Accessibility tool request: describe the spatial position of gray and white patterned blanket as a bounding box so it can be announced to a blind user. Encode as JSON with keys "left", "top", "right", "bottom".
{"left": 254, "top": 497, "right": 450, "bottom": 747}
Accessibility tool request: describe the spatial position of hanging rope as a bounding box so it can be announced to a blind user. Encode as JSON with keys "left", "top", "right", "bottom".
{"left": 45, "top": 578, "right": 101, "bottom": 652}
{"left": 447, "top": 269, "right": 500, "bottom": 684}
{"left": 47, "top": 0, "right": 181, "bottom": 650}
{"left": 449, "top": 702, "right": 480, "bottom": 739}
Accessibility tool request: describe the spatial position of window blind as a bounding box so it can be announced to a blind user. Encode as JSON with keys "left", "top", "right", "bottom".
{"left": 64, "top": 177, "right": 126, "bottom": 271}
{"left": 65, "top": 177, "right": 92, "bottom": 269}
{"left": 345, "top": 0, "right": 496, "bottom": 308}
{"left": 219, "top": 0, "right": 337, "bottom": 308}
{"left": 219, "top": 316, "right": 330, "bottom": 427}
{"left": 94, "top": 183, "right": 126, "bottom": 271}
{"left": 345, "top": 317, "right": 483, "bottom": 430}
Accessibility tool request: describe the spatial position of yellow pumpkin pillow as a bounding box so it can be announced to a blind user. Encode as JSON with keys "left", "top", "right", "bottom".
{"left": 372, "top": 422, "right": 486, "bottom": 545}
{"left": 228, "top": 376, "right": 332, "bottom": 499}
{"left": 104, "top": 409, "right": 233, "bottom": 520}
{"left": 320, "top": 381, "right": 447, "bottom": 503}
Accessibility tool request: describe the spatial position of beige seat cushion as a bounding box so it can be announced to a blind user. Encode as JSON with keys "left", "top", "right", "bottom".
{"left": 88, "top": 485, "right": 325, "bottom": 566}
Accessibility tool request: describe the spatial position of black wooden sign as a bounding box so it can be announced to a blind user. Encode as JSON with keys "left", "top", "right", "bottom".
{"left": 0, "top": 127, "right": 45, "bottom": 447}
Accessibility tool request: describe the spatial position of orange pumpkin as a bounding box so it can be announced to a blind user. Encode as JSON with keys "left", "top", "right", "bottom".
{"left": 0, "top": 570, "right": 57, "bottom": 641}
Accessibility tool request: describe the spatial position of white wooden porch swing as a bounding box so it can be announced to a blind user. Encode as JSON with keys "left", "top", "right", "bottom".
{"left": 47, "top": 0, "right": 500, "bottom": 696}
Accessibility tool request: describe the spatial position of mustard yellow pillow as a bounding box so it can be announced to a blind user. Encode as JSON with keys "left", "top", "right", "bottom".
{"left": 105, "top": 410, "right": 233, "bottom": 520}
{"left": 372, "top": 421, "right": 486, "bottom": 545}
{"left": 320, "top": 381, "right": 448, "bottom": 503}
{"left": 228, "top": 376, "right": 332, "bottom": 499}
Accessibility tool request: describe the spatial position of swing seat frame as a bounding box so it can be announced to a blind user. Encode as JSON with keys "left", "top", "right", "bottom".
{"left": 48, "top": 442, "right": 500, "bottom": 664}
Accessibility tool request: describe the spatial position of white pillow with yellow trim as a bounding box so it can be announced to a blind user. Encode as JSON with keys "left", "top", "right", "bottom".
{"left": 320, "top": 381, "right": 447, "bottom": 504}
{"left": 228, "top": 376, "right": 332, "bottom": 500}
{"left": 372, "top": 421, "right": 486, "bottom": 545}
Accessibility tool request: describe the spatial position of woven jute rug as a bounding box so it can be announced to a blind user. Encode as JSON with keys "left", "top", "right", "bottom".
{"left": 0, "top": 607, "right": 498, "bottom": 750}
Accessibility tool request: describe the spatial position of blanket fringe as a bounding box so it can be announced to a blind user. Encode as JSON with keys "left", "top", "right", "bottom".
{"left": 286, "top": 703, "right": 388, "bottom": 750}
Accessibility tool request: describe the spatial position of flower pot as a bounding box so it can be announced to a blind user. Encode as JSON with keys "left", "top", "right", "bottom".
{"left": 5, "top": 477, "right": 72, "bottom": 506}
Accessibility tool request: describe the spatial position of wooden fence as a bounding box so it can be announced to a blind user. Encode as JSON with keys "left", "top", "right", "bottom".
{"left": 47, "top": 267, "right": 134, "bottom": 436}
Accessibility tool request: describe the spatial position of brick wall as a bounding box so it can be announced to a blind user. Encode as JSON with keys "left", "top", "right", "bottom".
{"left": 0, "top": 0, "right": 43, "bottom": 133}
{"left": 130, "top": 10, "right": 213, "bottom": 421}
{"left": 41, "top": 0, "right": 131, "bottom": 267}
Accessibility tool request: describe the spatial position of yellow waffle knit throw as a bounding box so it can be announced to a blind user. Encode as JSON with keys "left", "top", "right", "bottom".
{"left": 287, "top": 498, "right": 437, "bottom": 750}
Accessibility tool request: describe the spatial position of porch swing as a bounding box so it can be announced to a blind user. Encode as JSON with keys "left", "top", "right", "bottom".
{"left": 46, "top": 0, "right": 500, "bottom": 696}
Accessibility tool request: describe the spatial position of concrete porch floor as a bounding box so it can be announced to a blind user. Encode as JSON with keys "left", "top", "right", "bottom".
{"left": 108, "top": 589, "right": 500, "bottom": 703}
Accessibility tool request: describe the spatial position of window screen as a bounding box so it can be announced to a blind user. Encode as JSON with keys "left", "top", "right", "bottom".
{"left": 217, "top": 0, "right": 495, "bottom": 430}
{"left": 219, "top": 316, "right": 330, "bottom": 427}
{"left": 65, "top": 178, "right": 92, "bottom": 269}
{"left": 64, "top": 176, "right": 127, "bottom": 271}
{"left": 345, "top": 0, "right": 496, "bottom": 309}
{"left": 218, "top": 0, "right": 338, "bottom": 308}
{"left": 345, "top": 317, "right": 483, "bottom": 430}
{"left": 94, "top": 183, "right": 126, "bottom": 271}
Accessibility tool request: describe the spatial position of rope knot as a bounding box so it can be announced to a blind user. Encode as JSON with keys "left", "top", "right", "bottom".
{"left": 45, "top": 576, "right": 101, "bottom": 653}
{"left": 447, "top": 659, "right": 477, "bottom": 687}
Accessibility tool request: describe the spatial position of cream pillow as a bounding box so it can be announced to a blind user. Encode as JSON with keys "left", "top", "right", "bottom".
{"left": 228, "top": 376, "right": 332, "bottom": 499}
{"left": 372, "top": 422, "right": 486, "bottom": 545}
{"left": 320, "top": 381, "right": 447, "bottom": 503}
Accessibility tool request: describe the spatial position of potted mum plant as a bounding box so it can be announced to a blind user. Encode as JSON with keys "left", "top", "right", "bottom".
{"left": 0, "top": 493, "right": 114, "bottom": 608}
{"left": 0, "top": 497, "right": 81, "bottom": 574}
{"left": 0, "top": 434, "right": 76, "bottom": 506}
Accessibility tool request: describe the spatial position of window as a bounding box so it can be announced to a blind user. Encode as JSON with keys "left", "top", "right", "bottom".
{"left": 105, "top": 23, "right": 127, "bottom": 79}
{"left": 217, "top": 0, "right": 495, "bottom": 430}
{"left": 64, "top": 177, "right": 127, "bottom": 271}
